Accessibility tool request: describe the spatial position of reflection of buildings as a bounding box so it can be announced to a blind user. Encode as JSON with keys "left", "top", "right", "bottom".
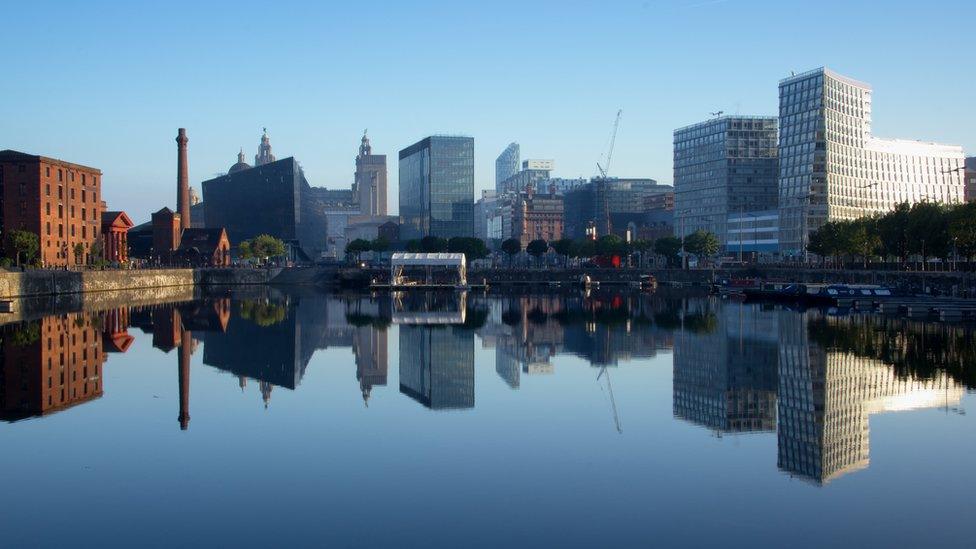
{"left": 399, "top": 324, "right": 475, "bottom": 410}
{"left": 396, "top": 292, "right": 474, "bottom": 409}
{"left": 776, "top": 313, "right": 964, "bottom": 485}
{"left": 672, "top": 304, "right": 779, "bottom": 433}
{"left": 672, "top": 301, "right": 967, "bottom": 484}
{"left": 481, "top": 293, "right": 676, "bottom": 390}
{"left": 0, "top": 314, "right": 106, "bottom": 421}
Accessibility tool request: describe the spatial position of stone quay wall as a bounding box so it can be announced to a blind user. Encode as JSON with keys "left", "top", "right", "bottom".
{"left": 0, "top": 268, "right": 274, "bottom": 299}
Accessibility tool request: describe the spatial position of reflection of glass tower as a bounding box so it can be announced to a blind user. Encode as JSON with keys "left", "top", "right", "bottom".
{"left": 672, "top": 304, "right": 778, "bottom": 433}
{"left": 777, "top": 312, "right": 965, "bottom": 485}
{"left": 354, "top": 325, "right": 388, "bottom": 405}
{"left": 399, "top": 325, "right": 474, "bottom": 410}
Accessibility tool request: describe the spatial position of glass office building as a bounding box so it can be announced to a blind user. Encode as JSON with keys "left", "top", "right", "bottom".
{"left": 673, "top": 116, "right": 779, "bottom": 250}
{"left": 399, "top": 136, "right": 475, "bottom": 240}
{"left": 495, "top": 142, "right": 520, "bottom": 191}
{"left": 778, "top": 67, "right": 966, "bottom": 255}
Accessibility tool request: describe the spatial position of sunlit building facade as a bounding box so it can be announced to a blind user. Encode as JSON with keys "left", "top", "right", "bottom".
{"left": 776, "top": 313, "right": 964, "bottom": 484}
{"left": 777, "top": 67, "right": 966, "bottom": 255}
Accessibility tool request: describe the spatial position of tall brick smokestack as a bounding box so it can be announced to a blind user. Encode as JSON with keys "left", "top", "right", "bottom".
{"left": 176, "top": 128, "right": 190, "bottom": 230}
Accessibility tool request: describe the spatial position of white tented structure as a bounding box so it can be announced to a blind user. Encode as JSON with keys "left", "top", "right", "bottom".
{"left": 390, "top": 252, "right": 467, "bottom": 287}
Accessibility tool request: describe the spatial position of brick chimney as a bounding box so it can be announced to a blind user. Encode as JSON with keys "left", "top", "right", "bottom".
{"left": 176, "top": 128, "right": 191, "bottom": 230}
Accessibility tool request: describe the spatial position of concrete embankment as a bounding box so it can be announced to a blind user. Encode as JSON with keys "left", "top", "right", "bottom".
{"left": 0, "top": 268, "right": 275, "bottom": 299}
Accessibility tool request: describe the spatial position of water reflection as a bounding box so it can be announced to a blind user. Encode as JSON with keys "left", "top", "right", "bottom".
{"left": 0, "top": 288, "right": 971, "bottom": 487}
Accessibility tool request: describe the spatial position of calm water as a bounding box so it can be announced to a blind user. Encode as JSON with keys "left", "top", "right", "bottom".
{"left": 1, "top": 288, "right": 974, "bottom": 548}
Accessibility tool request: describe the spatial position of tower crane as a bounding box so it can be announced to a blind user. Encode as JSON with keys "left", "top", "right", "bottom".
{"left": 596, "top": 109, "right": 622, "bottom": 179}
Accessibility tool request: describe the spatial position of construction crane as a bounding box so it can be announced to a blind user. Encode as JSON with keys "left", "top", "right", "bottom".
{"left": 596, "top": 109, "right": 622, "bottom": 179}
{"left": 597, "top": 366, "right": 622, "bottom": 434}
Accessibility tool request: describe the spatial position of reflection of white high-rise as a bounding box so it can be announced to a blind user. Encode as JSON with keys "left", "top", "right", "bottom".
{"left": 778, "top": 68, "right": 966, "bottom": 255}
{"left": 777, "top": 313, "right": 964, "bottom": 485}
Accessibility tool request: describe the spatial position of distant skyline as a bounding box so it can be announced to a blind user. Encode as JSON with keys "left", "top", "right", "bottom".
{"left": 3, "top": 0, "right": 974, "bottom": 222}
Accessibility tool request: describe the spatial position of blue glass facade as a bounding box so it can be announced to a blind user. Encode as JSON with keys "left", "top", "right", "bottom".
{"left": 399, "top": 136, "right": 474, "bottom": 240}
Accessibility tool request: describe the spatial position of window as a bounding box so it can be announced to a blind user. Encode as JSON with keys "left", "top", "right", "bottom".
{"left": 46, "top": 222, "right": 50, "bottom": 235}
{"left": 81, "top": 174, "right": 86, "bottom": 184}
{"left": 58, "top": 169, "right": 62, "bottom": 181}
{"left": 58, "top": 186, "right": 63, "bottom": 199}
{"left": 46, "top": 183, "right": 50, "bottom": 196}
{"left": 46, "top": 203, "right": 50, "bottom": 215}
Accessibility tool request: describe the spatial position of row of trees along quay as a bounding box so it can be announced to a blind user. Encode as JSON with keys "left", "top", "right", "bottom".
{"left": 1, "top": 230, "right": 108, "bottom": 268}
{"left": 807, "top": 201, "right": 976, "bottom": 270}
{"left": 344, "top": 231, "right": 721, "bottom": 268}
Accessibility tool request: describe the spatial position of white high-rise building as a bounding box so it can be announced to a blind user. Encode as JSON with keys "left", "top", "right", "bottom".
{"left": 778, "top": 68, "right": 965, "bottom": 255}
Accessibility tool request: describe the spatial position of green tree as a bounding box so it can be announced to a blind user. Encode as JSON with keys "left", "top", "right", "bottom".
{"left": 949, "top": 202, "right": 976, "bottom": 260}
{"left": 551, "top": 238, "right": 576, "bottom": 267}
{"left": 526, "top": 239, "right": 549, "bottom": 267}
{"left": 238, "top": 240, "right": 253, "bottom": 260}
{"left": 345, "top": 239, "right": 371, "bottom": 261}
{"left": 370, "top": 237, "right": 391, "bottom": 253}
{"left": 877, "top": 202, "right": 911, "bottom": 264}
{"left": 595, "top": 235, "right": 626, "bottom": 257}
{"left": 808, "top": 221, "right": 844, "bottom": 265}
{"left": 7, "top": 230, "right": 39, "bottom": 267}
{"left": 848, "top": 217, "right": 881, "bottom": 268}
{"left": 72, "top": 242, "right": 86, "bottom": 265}
{"left": 906, "top": 201, "right": 950, "bottom": 262}
{"left": 683, "top": 230, "right": 719, "bottom": 264}
{"left": 251, "top": 234, "right": 287, "bottom": 260}
{"left": 241, "top": 234, "right": 287, "bottom": 263}
{"left": 653, "top": 236, "right": 682, "bottom": 267}
{"left": 447, "top": 237, "right": 489, "bottom": 263}
{"left": 630, "top": 239, "right": 652, "bottom": 268}
{"left": 405, "top": 239, "right": 422, "bottom": 253}
{"left": 577, "top": 239, "right": 597, "bottom": 259}
{"left": 420, "top": 236, "right": 448, "bottom": 253}
{"left": 501, "top": 238, "right": 521, "bottom": 267}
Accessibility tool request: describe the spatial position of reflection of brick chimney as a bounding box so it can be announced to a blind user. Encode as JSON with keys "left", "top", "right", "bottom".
{"left": 176, "top": 128, "right": 191, "bottom": 230}
{"left": 178, "top": 327, "right": 192, "bottom": 431}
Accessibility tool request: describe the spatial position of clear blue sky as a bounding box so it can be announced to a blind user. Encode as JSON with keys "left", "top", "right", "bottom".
{"left": 3, "top": 0, "right": 973, "bottom": 222}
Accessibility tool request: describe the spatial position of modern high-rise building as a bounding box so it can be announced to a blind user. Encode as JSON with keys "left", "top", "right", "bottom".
{"left": 495, "top": 142, "right": 520, "bottom": 190}
{"left": 673, "top": 116, "right": 779, "bottom": 250}
{"left": 497, "top": 159, "right": 554, "bottom": 195}
{"left": 563, "top": 178, "right": 670, "bottom": 239}
{"left": 354, "top": 130, "right": 388, "bottom": 217}
{"left": 399, "top": 135, "right": 474, "bottom": 240}
{"left": 777, "top": 67, "right": 966, "bottom": 255}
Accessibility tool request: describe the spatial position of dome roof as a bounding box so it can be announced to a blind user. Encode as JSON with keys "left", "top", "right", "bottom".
{"left": 228, "top": 149, "right": 252, "bottom": 174}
